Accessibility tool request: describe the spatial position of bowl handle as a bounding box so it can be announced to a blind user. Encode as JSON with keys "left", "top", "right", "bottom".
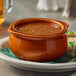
{"left": 58, "top": 21, "right": 69, "bottom": 29}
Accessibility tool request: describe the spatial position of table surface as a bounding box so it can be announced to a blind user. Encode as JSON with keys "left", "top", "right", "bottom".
{"left": 1, "top": 0, "right": 76, "bottom": 76}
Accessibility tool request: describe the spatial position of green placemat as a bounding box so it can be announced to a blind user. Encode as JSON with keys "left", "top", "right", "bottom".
{"left": 0, "top": 48, "right": 19, "bottom": 59}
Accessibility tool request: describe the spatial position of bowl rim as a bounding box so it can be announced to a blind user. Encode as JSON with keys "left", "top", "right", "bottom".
{"left": 0, "top": 37, "right": 76, "bottom": 69}
{"left": 8, "top": 18, "right": 69, "bottom": 38}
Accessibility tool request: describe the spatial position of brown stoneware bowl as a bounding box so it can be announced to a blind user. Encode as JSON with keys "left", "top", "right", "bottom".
{"left": 8, "top": 18, "right": 69, "bottom": 62}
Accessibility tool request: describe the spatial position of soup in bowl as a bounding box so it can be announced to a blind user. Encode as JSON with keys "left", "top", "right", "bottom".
{"left": 18, "top": 22, "right": 62, "bottom": 35}
{"left": 8, "top": 18, "right": 69, "bottom": 62}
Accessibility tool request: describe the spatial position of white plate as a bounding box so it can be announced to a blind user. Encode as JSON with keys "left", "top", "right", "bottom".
{"left": 0, "top": 37, "right": 76, "bottom": 72}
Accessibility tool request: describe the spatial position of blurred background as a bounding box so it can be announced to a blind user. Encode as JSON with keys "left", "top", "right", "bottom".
{"left": 0, "top": 0, "right": 76, "bottom": 38}
{"left": 4, "top": 0, "right": 76, "bottom": 30}
{"left": 5, "top": 0, "right": 66, "bottom": 22}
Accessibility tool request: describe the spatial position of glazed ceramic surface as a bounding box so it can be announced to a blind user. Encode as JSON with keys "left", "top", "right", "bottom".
{"left": 8, "top": 18, "right": 69, "bottom": 62}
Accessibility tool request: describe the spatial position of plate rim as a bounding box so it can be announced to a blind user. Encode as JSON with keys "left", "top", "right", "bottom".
{"left": 0, "top": 37, "right": 76, "bottom": 69}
